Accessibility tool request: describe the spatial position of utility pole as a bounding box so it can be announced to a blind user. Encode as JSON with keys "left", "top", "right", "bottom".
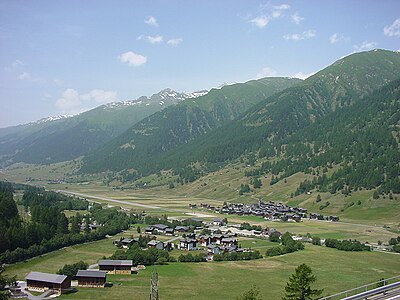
{"left": 150, "top": 271, "right": 159, "bottom": 300}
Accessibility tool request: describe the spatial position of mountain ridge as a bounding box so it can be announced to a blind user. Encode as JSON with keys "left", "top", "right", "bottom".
{"left": 80, "top": 49, "right": 400, "bottom": 192}
{"left": 81, "top": 77, "right": 302, "bottom": 173}
{"left": 0, "top": 88, "right": 206, "bottom": 166}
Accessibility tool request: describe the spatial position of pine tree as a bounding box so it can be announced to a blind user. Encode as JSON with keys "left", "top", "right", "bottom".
{"left": 70, "top": 216, "right": 80, "bottom": 234}
{"left": 56, "top": 213, "right": 69, "bottom": 235}
{"left": 282, "top": 264, "right": 323, "bottom": 300}
{"left": 84, "top": 216, "right": 90, "bottom": 233}
{"left": 236, "top": 285, "right": 262, "bottom": 300}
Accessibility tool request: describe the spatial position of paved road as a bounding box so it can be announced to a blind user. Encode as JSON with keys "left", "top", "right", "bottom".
{"left": 57, "top": 190, "right": 164, "bottom": 210}
{"left": 369, "top": 287, "right": 400, "bottom": 300}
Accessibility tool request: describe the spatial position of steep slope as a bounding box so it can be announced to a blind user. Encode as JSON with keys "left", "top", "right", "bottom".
{"left": 81, "top": 77, "right": 302, "bottom": 173}
{"left": 0, "top": 89, "right": 205, "bottom": 165}
{"left": 103, "top": 49, "right": 400, "bottom": 188}
{"left": 160, "top": 49, "right": 400, "bottom": 169}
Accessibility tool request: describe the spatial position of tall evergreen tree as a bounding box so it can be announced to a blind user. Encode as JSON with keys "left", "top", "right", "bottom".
{"left": 70, "top": 216, "right": 80, "bottom": 234}
{"left": 56, "top": 213, "right": 69, "bottom": 235}
{"left": 283, "top": 264, "right": 323, "bottom": 300}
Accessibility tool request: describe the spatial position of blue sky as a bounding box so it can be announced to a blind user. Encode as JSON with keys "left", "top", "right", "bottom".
{"left": 0, "top": 0, "right": 399, "bottom": 128}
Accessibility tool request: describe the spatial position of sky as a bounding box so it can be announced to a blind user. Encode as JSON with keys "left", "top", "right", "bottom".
{"left": 0, "top": 0, "right": 399, "bottom": 128}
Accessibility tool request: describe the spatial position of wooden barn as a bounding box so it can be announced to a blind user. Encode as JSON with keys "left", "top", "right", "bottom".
{"left": 76, "top": 270, "right": 107, "bottom": 288}
{"left": 98, "top": 260, "right": 133, "bottom": 274}
{"left": 25, "top": 272, "right": 71, "bottom": 294}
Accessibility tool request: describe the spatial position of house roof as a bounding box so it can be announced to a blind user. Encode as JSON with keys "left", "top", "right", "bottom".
{"left": 76, "top": 270, "right": 107, "bottom": 279}
{"left": 26, "top": 272, "right": 67, "bottom": 284}
{"left": 175, "top": 226, "right": 189, "bottom": 231}
{"left": 152, "top": 224, "right": 169, "bottom": 230}
{"left": 180, "top": 238, "right": 197, "bottom": 243}
{"left": 148, "top": 240, "right": 162, "bottom": 246}
{"left": 121, "top": 238, "right": 137, "bottom": 243}
{"left": 98, "top": 260, "right": 133, "bottom": 266}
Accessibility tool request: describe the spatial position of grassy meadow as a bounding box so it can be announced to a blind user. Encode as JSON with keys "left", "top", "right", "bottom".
{"left": 5, "top": 237, "right": 400, "bottom": 299}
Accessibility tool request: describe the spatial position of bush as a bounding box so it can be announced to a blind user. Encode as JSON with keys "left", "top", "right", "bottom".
{"left": 269, "top": 232, "right": 280, "bottom": 242}
{"left": 213, "top": 251, "right": 262, "bottom": 261}
{"left": 388, "top": 237, "right": 399, "bottom": 245}
{"left": 179, "top": 253, "right": 206, "bottom": 262}
{"left": 325, "top": 238, "right": 370, "bottom": 251}
{"left": 266, "top": 246, "right": 286, "bottom": 257}
{"left": 312, "top": 237, "right": 321, "bottom": 246}
{"left": 57, "top": 261, "right": 88, "bottom": 278}
{"left": 156, "top": 257, "right": 168, "bottom": 265}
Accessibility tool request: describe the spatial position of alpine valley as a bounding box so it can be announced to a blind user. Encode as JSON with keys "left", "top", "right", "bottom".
{"left": 1, "top": 49, "right": 400, "bottom": 300}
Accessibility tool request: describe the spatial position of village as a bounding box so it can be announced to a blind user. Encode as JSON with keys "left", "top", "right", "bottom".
{"left": 193, "top": 200, "right": 340, "bottom": 222}
{"left": 6, "top": 198, "right": 344, "bottom": 299}
{"left": 10, "top": 214, "right": 297, "bottom": 299}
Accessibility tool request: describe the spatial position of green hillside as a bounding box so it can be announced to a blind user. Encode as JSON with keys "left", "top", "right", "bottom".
{"left": 0, "top": 89, "right": 192, "bottom": 165}
{"left": 81, "top": 77, "right": 301, "bottom": 173}
{"left": 79, "top": 50, "right": 400, "bottom": 205}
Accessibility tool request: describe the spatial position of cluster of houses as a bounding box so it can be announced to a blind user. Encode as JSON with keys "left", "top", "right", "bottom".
{"left": 199, "top": 200, "right": 339, "bottom": 222}
{"left": 23, "top": 260, "right": 135, "bottom": 295}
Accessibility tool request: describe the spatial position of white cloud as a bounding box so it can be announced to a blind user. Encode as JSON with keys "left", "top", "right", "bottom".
{"left": 271, "top": 4, "right": 290, "bottom": 19}
{"left": 145, "top": 16, "right": 158, "bottom": 27}
{"left": 384, "top": 18, "right": 400, "bottom": 37}
{"left": 329, "top": 33, "right": 339, "bottom": 44}
{"left": 56, "top": 88, "right": 118, "bottom": 114}
{"left": 329, "top": 33, "right": 349, "bottom": 44}
{"left": 12, "top": 59, "right": 24, "bottom": 68}
{"left": 81, "top": 89, "right": 117, "bottom": 104}
{"left": 292, "top": 71, "right": 315, "bottom": 80}
{"left": 291, "top": 13, "right": 304, "bottom": 25}
{"left": 353, "top": 41, "right": 377, "bottom": 52}
{"left": 274, "top": 4, "right": 290, "bottom": 10}
{"left": 256, "top": 67, "right": 277, "bottom": 79}
{"left": 272, "top": 11, "right": 282, "bottom": 19}
{"left": 250, "top": 16, "right": 269, "bottom": 28}
{"left": 18, "top": 72, "right": 31, "bottom": 80}
{"left": 283, "top": 30, "right": 316, "bottom": 41}
{"left": 53, "top": 78, "right": 63, "bottom": 86}
{"left": 146, "top": 35, "right": 163, "bottom": 44}
{"left": 167, "top": 38, "right": 183, "bottom": 46}
{"left": 119, "top": 51, "right": 147, "bottom": 67}
{"left": 56, "top": 88, "right": 82, "bottom": 113}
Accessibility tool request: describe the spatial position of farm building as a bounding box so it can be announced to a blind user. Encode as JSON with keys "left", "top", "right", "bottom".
{"left": 98, "top": 260, "right": 133, "bottom": 274}
{"left": 76, "top": 270, "right": 107, "bottom": 288}
{"left": 147, "top": 240, "right": 164, "bottom": 250}
{"left": 25, "top": 272, "right": 71, "bottom": 294}
{"left": 179, "top": 238, "right": 197, "bottom": 251}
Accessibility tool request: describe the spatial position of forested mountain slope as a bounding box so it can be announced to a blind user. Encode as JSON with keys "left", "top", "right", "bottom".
{"left": 160, "top": 50, "right": 400, "bottom": 167}
{"left": 0, "top": 89, "right": 202, "bottom": 165}
{"left": 81, "top": 77, "right": 301, "bottom": 173}
{"left": 81, "top": 49, "right": 400, "bottom": 192}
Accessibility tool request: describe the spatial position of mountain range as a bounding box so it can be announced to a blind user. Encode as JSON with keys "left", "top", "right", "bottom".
{"left": 0, "top": 88, "right": 207, "bottom": 166}
{"left": 1, "top": 49, "right": 400, "bottom": 198}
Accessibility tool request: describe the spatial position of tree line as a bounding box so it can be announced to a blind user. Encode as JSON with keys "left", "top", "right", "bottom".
{"left": 0, "top": 182, "right": 131, "bottom": 264}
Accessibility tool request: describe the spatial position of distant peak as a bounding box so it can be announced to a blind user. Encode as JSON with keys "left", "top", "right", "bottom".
{"left": 30, "top": 115, "right": 73, "bottom": 125}
{"left": 215, "top": 82, "right": 237, "bottom": 89}
{"left": 104, "top": 88, "right": 208, "bottom": 109}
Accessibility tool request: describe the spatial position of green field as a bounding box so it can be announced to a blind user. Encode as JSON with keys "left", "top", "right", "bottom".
{"left": 2, "top": 162, "right": 399, "bottom": 228}
{"left": 2, "top": 163, "right": 400, "bottom": 299}
{"left": 5, "top": 238, "right": 400, "bottom": 299}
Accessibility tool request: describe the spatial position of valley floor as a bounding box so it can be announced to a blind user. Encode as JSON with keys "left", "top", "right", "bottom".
{"left": 2, "top": 167, "right": 400, "bottom": 299}
{"left": 5, "top": 233, "right": 400, "bottom": 299}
